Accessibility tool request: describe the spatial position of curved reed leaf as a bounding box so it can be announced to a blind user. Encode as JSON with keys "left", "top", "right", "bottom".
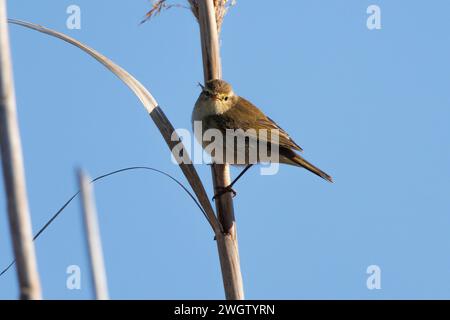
{"left": 8, "top": 19, "right": 221, "bottom": 234}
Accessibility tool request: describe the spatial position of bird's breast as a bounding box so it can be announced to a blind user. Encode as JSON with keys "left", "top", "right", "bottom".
{"left": 192, "top": 97, "right": 232, "bottom": 125}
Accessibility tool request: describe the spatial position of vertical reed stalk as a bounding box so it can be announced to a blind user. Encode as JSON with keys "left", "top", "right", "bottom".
{"left": 0, "top": 0, "right": 42, "bottom": 300}
{"left": 196, "top": 0, "right": 244, "bottom": 300}
{"left": 77, "top": 169, "right": 109, "bottom": 300}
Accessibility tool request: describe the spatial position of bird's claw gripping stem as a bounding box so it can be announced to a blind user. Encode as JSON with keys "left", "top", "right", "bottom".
{"left": 212, "top": 185, "right": 236, "bottom": 201}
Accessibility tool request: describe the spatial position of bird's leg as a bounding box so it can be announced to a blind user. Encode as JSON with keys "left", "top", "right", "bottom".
{"left": 228, "top": 164, "right": 254, "bottom": 189}
{"left": 212, "top": 164, "right": 254, "bottom": 201}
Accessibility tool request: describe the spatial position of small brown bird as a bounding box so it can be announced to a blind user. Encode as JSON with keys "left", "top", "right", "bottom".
{"left": 192, "top": 79, "right": 332, "bottom": 199}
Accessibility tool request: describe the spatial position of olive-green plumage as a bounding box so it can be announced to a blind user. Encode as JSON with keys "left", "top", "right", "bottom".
{"left": 192, "top": 79, "right": 332, "bottom": 183}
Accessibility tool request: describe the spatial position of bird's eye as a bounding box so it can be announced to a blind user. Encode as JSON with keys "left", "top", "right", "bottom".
{"left": 204, "top": 91, "right": 211, "bottom": 97}
{"left": 224, "top": 96, "right": 228, "bottom": 101}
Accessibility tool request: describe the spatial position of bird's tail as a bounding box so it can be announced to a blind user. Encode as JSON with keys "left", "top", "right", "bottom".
{"left": 284, "top": 154, "right": 333, "bottom": 183}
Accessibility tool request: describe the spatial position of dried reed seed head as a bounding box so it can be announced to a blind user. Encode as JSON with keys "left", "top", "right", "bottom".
{"left": 143, "top": 1, "right": 236, "bottom": 32}
{"left": 141, "top": 0, "right": 180, "bottom": 24}
{"left": 187, "top": 0, "right": 236, "bottom": 33}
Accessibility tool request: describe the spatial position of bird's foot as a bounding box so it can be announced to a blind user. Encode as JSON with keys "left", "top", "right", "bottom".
{"left": 212, "top": 185, "right": 236, "bottom": 201}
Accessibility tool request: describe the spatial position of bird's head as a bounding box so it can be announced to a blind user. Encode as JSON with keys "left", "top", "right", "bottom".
{"left": 199, "top": 79, "right": 235, "bottom": 103}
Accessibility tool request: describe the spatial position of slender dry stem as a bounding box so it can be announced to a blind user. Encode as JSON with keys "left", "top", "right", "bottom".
{"left": 0, "top": 0, "right": 42, "bottom": 300}
{"left": 77, "top": 169, "right": 109, "bottom": 300}
{"left": 196, "top": 0, "right": 244, "bottom": 300}
{"left": 188, "top": 0, "right": 233, "bottom": 32}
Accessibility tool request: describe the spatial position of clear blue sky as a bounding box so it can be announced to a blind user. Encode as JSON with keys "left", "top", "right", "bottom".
{"left": 1, "top": 0, "right": 449, "bottom": 299}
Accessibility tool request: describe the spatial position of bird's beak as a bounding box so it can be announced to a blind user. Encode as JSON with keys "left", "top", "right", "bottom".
{"left": 198, "top": 82, "right": 205, "bottom": 90}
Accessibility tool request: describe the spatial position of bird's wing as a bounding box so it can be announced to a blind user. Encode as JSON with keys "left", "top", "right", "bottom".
{"left": 221, "top": 97, "right": 303, "bottom": 151}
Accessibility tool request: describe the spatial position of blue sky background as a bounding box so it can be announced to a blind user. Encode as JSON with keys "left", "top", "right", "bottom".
{"left": 1, "top": 0, "right": 449, "bottom": 299}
